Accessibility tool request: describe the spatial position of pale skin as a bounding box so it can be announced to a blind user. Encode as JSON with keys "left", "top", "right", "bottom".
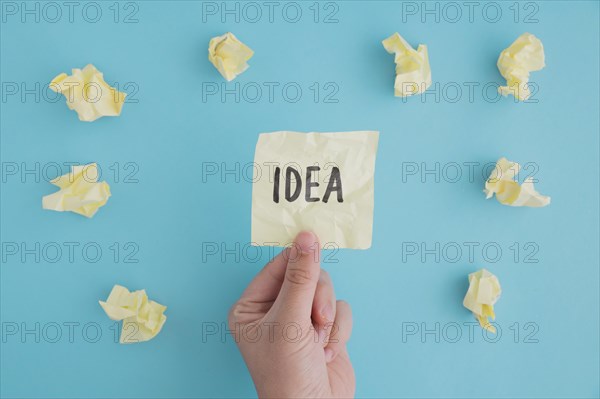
{"left": 229, "top": 231, "right": 355, "bottom": 398}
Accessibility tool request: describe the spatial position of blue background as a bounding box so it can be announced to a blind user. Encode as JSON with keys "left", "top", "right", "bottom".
{"left": 1, "top": 1, "right": 599, "bottom": 398}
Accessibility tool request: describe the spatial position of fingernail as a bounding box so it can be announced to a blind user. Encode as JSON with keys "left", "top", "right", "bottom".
{"left": 321, "top": 304, "right": 334, "bottom": 323}
{"left": 324, "top": 347, "right": 335, "bottom": 363}
{"left": 295, "top": 231, "right": 317, "bottom": 253}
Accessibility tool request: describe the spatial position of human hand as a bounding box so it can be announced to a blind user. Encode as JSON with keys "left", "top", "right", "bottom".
{"left": 229, "top": 231, "right": 354, "bottom": 398}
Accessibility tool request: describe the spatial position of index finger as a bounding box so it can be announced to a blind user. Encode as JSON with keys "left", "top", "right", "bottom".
{"left": 238, "top": 246, "right": 291, "bottom": 303}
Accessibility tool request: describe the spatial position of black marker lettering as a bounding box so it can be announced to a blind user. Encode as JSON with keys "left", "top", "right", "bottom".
{"left": 285, "top": 167, "right": 302, "bottom": 202}
{"left": 273, "top": 166, "right": 281, "bottom": 203}
{"left": 322, "top": 167, "right": 343, "bottom": 203}
{"left": 305, "top": 166, "right": 320, "bottom": 202}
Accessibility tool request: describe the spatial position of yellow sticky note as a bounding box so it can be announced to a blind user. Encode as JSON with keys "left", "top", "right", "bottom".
{"left": 251, "top": 131, "right": 379, "bottom": 249}
{"left": 50, "top": 64, "right": 126, "bottom": 122}
{"left": 484, "top": 157, "right": 550, "bottom": 207}
{"left": 382, "top": 33, "right": 432, "bottom": 97}
{"left": 99, "top": 284, "right": 167, "bottom": 344}
{"left": 497, "top": 33, "right": 545, "bottom": 101}
{"left": 208, "top": 32, "right": 254, "bottom": 81}
{"left": 42, "top": 163, "right": 111, "bottom": 218}
{"left": 463, "top": 269, "right": 501, "bottom": 333}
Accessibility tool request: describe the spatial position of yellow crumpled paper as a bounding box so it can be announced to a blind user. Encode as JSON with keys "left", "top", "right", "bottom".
{"left": 463, "top": 269, "right": 501, "bottom": 333}
{"left": 484, "top": 157, "right": 550, "bottom": 207}
{"left": 251, "top": 131, "right": 379, "bottom": 249}
{"left": 208, "top": 32, "right": 254, "bottom": 81}
{"left": 382, "top": 33, "right": 432, "bottom": 97}
{"left": 497, "top": 33, "right": 545, "bottom": 101}
{"left": 42, "top": 163, "right": 111, "bottom": 218}
{"left": 50, "top": 64, "right": 126, "bottom": 122}
{"left": 99, "top": 284, "right": 167, "bottom": 344}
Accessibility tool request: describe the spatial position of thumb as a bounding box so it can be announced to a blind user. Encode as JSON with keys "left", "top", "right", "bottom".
{"left": 273, "top": 231, "right": 321, "bottom": 323}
